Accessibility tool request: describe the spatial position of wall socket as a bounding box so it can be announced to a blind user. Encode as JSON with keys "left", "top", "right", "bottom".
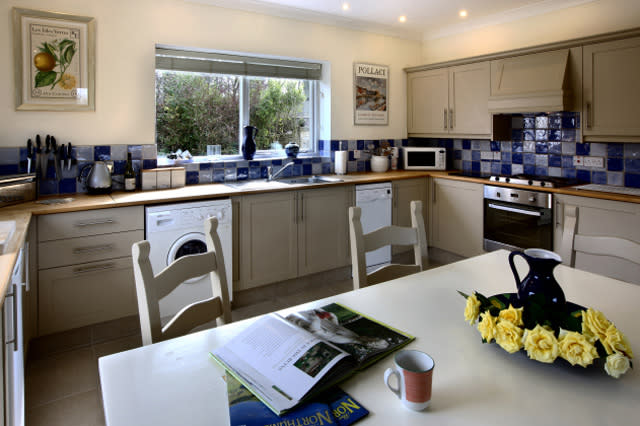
{"left": 353, "top": 150, "right": 361, "bottom": 159}
{"left": 573, "top": 155, "right": 604, "bottom": 168}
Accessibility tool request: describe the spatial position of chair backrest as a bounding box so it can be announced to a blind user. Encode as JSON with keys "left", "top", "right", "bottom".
{"left": 561, "top": 204, "right": 640, "bottom": 277}
{"left": 349, "top": 200, "right": 427, "bottom": 290}
{"left": 132, "top": 217, "right": 232, "bottom": 345}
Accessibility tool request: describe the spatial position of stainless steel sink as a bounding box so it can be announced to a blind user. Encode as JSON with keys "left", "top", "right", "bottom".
{"left": 224, "top": 175, "right": 343, "bottom": 189}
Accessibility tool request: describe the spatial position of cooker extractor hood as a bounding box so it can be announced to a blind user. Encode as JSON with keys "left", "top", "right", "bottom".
{"left": 488, "top": 49, "right": 572, "bottom": 113}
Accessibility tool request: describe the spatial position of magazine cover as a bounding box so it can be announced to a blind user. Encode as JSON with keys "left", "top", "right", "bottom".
{"left": 226, "top": 375, "right": 369, "bottom": 426}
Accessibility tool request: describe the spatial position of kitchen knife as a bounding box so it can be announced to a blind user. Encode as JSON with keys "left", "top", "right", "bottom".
{"left": 51, "top": 137, "right": 62, "bottom": 180}
{"left": 26, "top": 139, "right": 33, "bottom": 174}
{"left": 44, "top": 135, "right": 52, "bottom": 179}
{"left": 67, "top": 143, "right": 73, "bottom": 170}
{"left": 58, "top": 142, "right": 66, "bottom": 174}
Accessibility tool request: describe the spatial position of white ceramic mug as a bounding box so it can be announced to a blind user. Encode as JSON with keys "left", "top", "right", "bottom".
{"left": 384, "top": 350, "right": 434, "bottom": 411}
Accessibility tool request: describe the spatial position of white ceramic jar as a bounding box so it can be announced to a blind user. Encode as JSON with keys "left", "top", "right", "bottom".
{"left": 370, "top": 155, "right": 389, "bottom": 173}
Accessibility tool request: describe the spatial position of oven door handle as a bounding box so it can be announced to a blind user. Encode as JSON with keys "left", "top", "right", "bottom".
{"left": 487, "top": 203, "right": 542, "bottom": 217}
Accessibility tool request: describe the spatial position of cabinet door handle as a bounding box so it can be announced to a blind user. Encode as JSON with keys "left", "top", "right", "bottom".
{"left": 443, "top": 109, "right": 448, "bottom": 129}
{"left": 299, "top": 193, "right": 304, "bottom": 223}
{"left": 586, "top": 102, "right": 592, "bottom": 129}
{"left": 294, "top": 194, "right": 298, "bottom": 225}
{"left": 73, "top": 262, "right": 116, "bottom": 275}
{"left": 432, "top": 180, "right": 436, "bottom": 203}
{"left": 74, "top": 218, "right": 115, "bottom": 227}
{"left": 5, "top": 284, "right": 18, "bottom": 351}
{"left": 449, "top": 108, "right": 454, "bottom": 129}
{"left": 72, "top": 244, "right": 115, "bottom": 255}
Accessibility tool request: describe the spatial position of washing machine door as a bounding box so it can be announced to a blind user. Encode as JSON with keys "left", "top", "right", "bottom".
{"left": 167, "top": 232, "right": 208, "bottom": 283}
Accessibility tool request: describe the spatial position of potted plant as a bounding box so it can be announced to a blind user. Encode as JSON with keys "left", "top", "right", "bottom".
{"left": 366, "top": 142, "right": 393, "bottom": 173}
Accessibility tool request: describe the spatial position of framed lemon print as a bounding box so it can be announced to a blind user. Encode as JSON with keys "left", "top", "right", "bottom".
{"left": 13, "top": 8, "right": 95, "bottom": 111}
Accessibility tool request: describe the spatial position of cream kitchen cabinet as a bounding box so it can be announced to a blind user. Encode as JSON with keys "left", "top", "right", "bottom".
{"left": 429, "top": 178, "right": 484, "bottom": 257}
{"left": 37, "top": 206, "right": 143, "bottom": 335}
{"left": 407, "top": 62, "right": 491, "bottom": 137}
{"left": 237, "top": 185, "right": 352, "bottom": 290}
{"left": 392, "top": 178, "right": 428, "bottom": 255}
{"left": 583, "top": 36, "right": 640, "bottom": 142}
{"left": 554, "top": 194, "right": 640, "bottom": 284}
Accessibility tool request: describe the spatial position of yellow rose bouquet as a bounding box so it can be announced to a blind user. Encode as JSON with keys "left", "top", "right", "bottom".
{"left": 459, "top": 291, "right": 633, "bottom": 378}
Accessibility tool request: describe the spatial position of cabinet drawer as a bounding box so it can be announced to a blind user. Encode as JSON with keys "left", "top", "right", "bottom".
{"left": 38, "top": 256, "right": 138, "bottom": 335}
{"left": 38, "top": 206, "right": 143, "bottom": 242}
{"left": 38, "top": 230, "right": 144, "bottom": 269}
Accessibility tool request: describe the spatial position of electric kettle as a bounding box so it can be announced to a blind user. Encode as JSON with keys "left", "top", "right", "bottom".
{"left": 79, "top": 161, "right": 113, "bottom": 194}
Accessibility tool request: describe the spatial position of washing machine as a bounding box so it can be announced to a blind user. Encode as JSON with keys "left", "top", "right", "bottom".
{"left": 145, "top": 199, "right": 232, "bottom": 319}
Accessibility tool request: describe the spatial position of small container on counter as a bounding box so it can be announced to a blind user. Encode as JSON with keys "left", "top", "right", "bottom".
{"left": 156, "top": 169, "right": 171, "bottom": 189}
{"left": 141, "top": 169, "right": 157, "bottom": 191}
{"left": 170, "top": 167, "right": 186, "bottom": 188}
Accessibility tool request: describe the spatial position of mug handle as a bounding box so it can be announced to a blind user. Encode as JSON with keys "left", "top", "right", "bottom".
{"left": 508, "top": 251, "right": 525, "bottom": 287}
{"left": 384, "top": 368, "right": 401, "bottom": 399}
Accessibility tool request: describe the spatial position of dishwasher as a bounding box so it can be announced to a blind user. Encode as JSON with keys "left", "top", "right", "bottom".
{"left": 356, "top": 182, "right": 393, "bottom": 270}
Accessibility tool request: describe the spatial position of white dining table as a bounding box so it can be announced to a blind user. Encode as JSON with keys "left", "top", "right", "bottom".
{"left": 98, "top": 250, "right": 640, "bottom": 425}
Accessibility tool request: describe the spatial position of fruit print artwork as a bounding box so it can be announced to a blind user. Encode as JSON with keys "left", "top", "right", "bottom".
{"left": 29, "top": 23, "right": 81, "bottom": 99}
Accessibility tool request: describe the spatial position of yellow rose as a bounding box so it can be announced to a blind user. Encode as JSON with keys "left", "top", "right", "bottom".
{"left": 495, "top": 320, "right": 524, "bottom": 354}
{"left": 464, "top": 294, "right": 481, "bottom": 325}
{"left": 477, "top": 312, "right": 497, "bottom": 343}
{"left": 523, "top": 325, "right": 559, "bottom": 363}
{"left": 58, "top": 73, "right": 77, "bottom": 90}
{"left": 604, "top": 353, "right": 631, "bottom": 378}
{"left": 558, "top": 329, "right": 598, "bottom": 367}
{"left": 581, "top": 308, "right": 611, "bottom": 344}
{"left": 498, "top": 304, "right": 524, "bottom": 327}
{"left": 604, "top": 324, "right": 634, "bottom": 358}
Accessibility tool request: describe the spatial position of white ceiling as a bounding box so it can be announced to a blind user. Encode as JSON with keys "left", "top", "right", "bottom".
{"left": 187, "top": 0, "right": 596, "bottom": 40}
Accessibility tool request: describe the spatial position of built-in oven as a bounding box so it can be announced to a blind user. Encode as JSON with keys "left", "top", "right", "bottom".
{"left": 483, "top": 185, "right": 553, "bottom": 252}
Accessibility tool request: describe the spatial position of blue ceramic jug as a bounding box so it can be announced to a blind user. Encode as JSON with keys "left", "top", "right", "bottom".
{"left": 508, "top": 249, "right": 566, "bottom": 308}
{"left": 242, "top": 126, "right": 258, "bottom": 160}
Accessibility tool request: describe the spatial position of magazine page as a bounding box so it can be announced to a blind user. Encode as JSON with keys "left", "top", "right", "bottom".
{"left": 225, "top": 374, "right": 369, "bottom": 426}
{"left": 285, "top": 303, "right": 414, "bottom": 367}
{"left": 212, "top": 314, "right": 352, "bottom": 414}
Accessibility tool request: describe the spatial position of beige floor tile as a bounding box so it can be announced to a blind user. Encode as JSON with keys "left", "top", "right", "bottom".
{"left": 231, "top": 299, "right": 279, "bottom": 322}
{"left": 26, "top": 389, "right": 105, "bottom": 426}
{"left": 93, "top": 334, "right": 142, "bottom": 359}
{"left": 26, "top": 347, "right": 98, "bottom": 409}
{"left": 91, "top": 315, "right": 141, "bottom": 345}
{"left": 28, "top": 327, "right": 92, "bottom": 361}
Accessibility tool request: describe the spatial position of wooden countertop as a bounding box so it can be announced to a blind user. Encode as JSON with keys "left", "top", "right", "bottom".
{"left": 1, "top": 170, "right": 639, "bottom": 303}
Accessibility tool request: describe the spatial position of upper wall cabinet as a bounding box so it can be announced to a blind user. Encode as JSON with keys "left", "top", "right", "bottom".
{"left": 407, "top": 62, "right": 491, "bottom": 138}
{"left": 583, "top": 36, "right": 640, "bottom": 142}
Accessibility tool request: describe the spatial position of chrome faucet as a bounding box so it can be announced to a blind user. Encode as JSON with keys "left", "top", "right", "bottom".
{"left": 267, "top": 161, "right": 295, "bottom": 181}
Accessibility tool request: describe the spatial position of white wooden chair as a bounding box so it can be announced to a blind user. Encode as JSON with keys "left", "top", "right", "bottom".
{"left": 349, "top": 200, "right": 427, "bottom": 290}
{"left": 132, "top": 217, "right": 232, "bottom": 345}
{"left": 561, "top": 204, "right": 640, "bottom": 280}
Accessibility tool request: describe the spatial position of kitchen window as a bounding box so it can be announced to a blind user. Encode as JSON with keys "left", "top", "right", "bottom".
{"left": 155, "top": 46, "right": 321, "bottom": 157}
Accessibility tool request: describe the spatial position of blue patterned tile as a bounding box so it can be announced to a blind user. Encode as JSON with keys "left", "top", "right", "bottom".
{"left": 312, "top": 157, "right": 322, "bottom": 163}
{"left": 523, "top": 141, "right": 535, "bottom": 152}
{"left": 248, "top": 167, "right": 261, "bottom": 179}
{"left": 0, "top": 148, "right": 19, "bottom": 165}
{"left": 535, "top": 142, "right": 548, "bottom": 154}
{"left": 94, "top": 146, "right": 111, "bottom": 161}
{"left": 576, "top": 143, "right": 590, "bottom": 156}
{"left": 462, "top": 139, "right": 471, "bottom": 150}
{"left": 590, "top": 143, "right": 607, "bottom": 157}
{"left": 490, "top": 141, "right": 500, "bottom": 151}
{"left": 142, "top": 159, "right": 157, "bottom": 170}
{"left": 357, "top": 161, "right": 366, "bottom": 172}
{"left": 511, "top": 129, "right": 523, "bottom": 142}
{"left": 535, "top": 154, "right": 548, "bottom": 167}
{"left": 625, "top": 158, "right": 640, "bottom": 173}
{"left": 142, "top": 145, "right": 157, "bottom": 160}
{"left": 501, "top": 152, "right": 511, "bottom": 163}
{"left": 511, "top": 115, "right": 524, "bottom": 129}
{"left": 561, "top": 112, "right": 577, "bottom": 129}
{"left": 607, "top": 158, "right": 624, "bottom": 172}
{"left": 322, "top": 162, "right": 332, "bottom": 174}
{"left": 524, "top": 164, "right": 536, "bottom": 175}
{"left": 548, "top": 167, "right": 562, "bottom": 177}
{"left": 607, "top": 172, "right": 623, "bottom": 186}
{"left": 534, "top": 167, "right": 548, "bottom": 176}
{"left": 549, "top": 114, "right": 562, "bottom": 129}
{"left": 74, "top": 146, "right": 93, "bottom": 162}
{"left": 491, "top": 162, "right": 501, "bottom": 175}
{"left": 318, "top": 140, "right": 324, "bottom": 151}
{"left": 608, "top": 143, "right": 624, "bottom": 158}
{"left": 236, "top": 167, "right": 249, "bottom": 180}
{"left": 481, "top": 161, "right": 491, "bottom": 174}
{"left": 576, "top": 169, "right": 591, "bottom": 182}
{"left": 462, "top": 150, "right": 471, "bottom": 161}
{"left": 348, "top": 151, "right": 356, "bottom": 161}
{"left": 535, "top": 115, "right": 548, "bottom": 129}
{"left": 472, "top": 161, "right": 480, "bottom": 172}
{"left": 523, "top": 116, "right": 536, "bottom": 129}
{"left": 625, "top": 144, "right": 640, "bottom": 158}
{"left": 548, "top": 142, "right": 562, "bottom": 154}
{"left": 357, "top": 140, "right": 365, "bottom": 150}
{"left": 523, "top": 153, "right": 536, "bottom": 165}
{"left": 512, "top": 141, "right": 523, "bottom": 153}
{"left": 303, "top": 164, "right": 312, "bottom": 175}
{"left": 562, "top": 142, "right": 576, "bottom": 155}
{"left": 512, "top": 164, "right": 524, "bottom": 175}
{"left": 624, "top": 173, "right": 640, "bottom": 188}
{"left": 472, "top": 151, "right": 481, "bottom": 161}
{"left": 500, "top": 141, "right": 512, "bottom": 151}
{"left": 128, "top": 145, "right": 142, "bottom": 160}
{"left": 561, "top": 129, "right": 577, "bottom": 142}
{"left": 213, "top": 170, "right": 225, "bottom": 183}
{"left": 113, "top": 160, "right": 127, "bottom": 175}
{"left": 511, "top": 152, "right": 523, "bottom": 164}
{"left": 39, "top": 180, "right": 58, "bottom": 195}
{"left": 186, "top": 171, "right": 199, "bottom": 184}
{"left": 548, "top": 154, "right": 562, "bottom": 168}
{"left": 199, "top": 169, "right": 212, "bottom": 184}
{"left": 524, "top": 130, "right": 535, "bottom": 141}
{"left": 562, "top": 168, "right": 577, "bottom": 179}
{"left": 454, "top": 150, "right": 462, "bottom": 160}
{"left": 535, "top": 130, "right": 548, "bottom": 141}
{"left": 548, "top": 130, "right": 562, "bottom": 142}
{"left": 291, "top": 164, "right": 301, "bottom": 176}
{"left": 0, "top": 165, "right": 19, "bottom": 175}
{"left": 501, "top": 164, "right": 512, "bottom": 175}
{"left": 591, "top": 171, "right": 607, "bottom": 185}
{"left": 462, "top": 161, "right": 472, "bottom": 172}
{"left": 330, "top": 140, "right": 339, "bottom": 151}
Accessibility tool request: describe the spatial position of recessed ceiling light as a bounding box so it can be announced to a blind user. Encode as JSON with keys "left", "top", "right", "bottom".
{"left": 342, "top": 2, "right": 350, "bottom": 11}
{"left": 459, "top": 10, "right": 468, "bottom": 18}
{"left": 398, "top": 15, "right": 407, "bottom": 23}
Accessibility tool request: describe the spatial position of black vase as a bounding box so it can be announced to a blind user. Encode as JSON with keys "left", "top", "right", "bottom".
{"left": 242, "top": 126, "right": 258, "bottom": 160}
{"left": 509, "top": 249, "right": 566, "bottom": 309}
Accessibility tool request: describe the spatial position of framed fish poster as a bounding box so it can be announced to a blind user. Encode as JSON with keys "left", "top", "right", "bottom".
{"left": 13, "top": 8, "right": 95, "bottom": 111}
{"left": 353, "top": 63, "right": 388, "bottom": 125}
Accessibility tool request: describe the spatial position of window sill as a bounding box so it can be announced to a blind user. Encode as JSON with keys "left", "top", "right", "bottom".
{"left": 157, "top": 152, "right": 324, "bottom": 167}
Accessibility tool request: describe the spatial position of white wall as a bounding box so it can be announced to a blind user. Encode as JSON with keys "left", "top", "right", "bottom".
{"left": 0, "top": 0, "right": 422, "bottom": 147}
{"left": 422, "top": 0, "right": 640, "bottom": 64}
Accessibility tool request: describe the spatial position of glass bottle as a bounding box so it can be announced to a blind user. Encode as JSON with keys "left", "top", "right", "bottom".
{"left": 124, "top": 152, "right": 136, "bottom": 191}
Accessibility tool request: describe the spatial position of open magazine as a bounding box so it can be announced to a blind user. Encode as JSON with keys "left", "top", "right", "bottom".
{"left": 211, "top": 303, "right": 413, "bottom": 415}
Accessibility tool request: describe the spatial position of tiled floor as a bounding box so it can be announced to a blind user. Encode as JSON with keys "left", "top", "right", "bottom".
{"left": 24, "top": 252, "right": 453, "bottom": 426}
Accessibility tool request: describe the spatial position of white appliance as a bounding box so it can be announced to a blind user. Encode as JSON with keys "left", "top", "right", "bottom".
{"left": 145, "top": 199, "right": 232, "bottom": 319}
{"left": 401, "top": 147, "right": 446, "bottom": 170}
{"left": 355, "top": 182, "right": 392, "bottom": 269}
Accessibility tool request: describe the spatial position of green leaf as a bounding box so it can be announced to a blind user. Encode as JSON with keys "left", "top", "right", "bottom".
{"left": 457, "top": 290, "right": 470, "bottom": 299}
{"left": 59, "top": 39, "right": 75, "bottom": 50}
{"left": 595, "top": 341, "right": 608, "bottom": 358}
{"left": 488, "top": 296, "right": 506, "bottom": 311}
{"left": 63, "top": 45, "right": 76, "bottom": 65}
{"left": 35, "top": 71, "right": 56, "bottom": 88}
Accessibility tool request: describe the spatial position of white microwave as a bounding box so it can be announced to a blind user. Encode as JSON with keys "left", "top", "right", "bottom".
{"left": 402, "top": 147, "right": 446, "bottom": 170}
